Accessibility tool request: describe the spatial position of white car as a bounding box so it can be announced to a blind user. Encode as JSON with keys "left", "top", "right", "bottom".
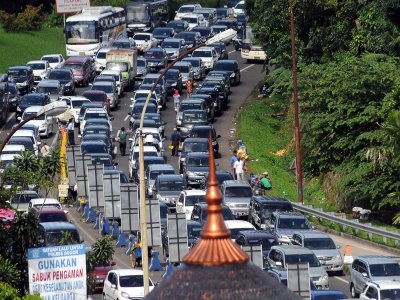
{"left": 176, "top": 189, "right": 206, "bottom": 220}
{"left": 191, "top": 46, "right": 219, "bottom": 70}
{"left": 133, "top": 33, "right": 158, "bottom": 53}
{"left": 2, "top": 145, "right": 25, "bottom": 155}
{"left": 132, "top": 127, "right": 164, "bottom": 151}
{"left": 224, "top": 220, "right": 256, "bottom": 241}
{"left": 26, "top": 60, "right": 51, "bottom": 84}
{"left": 40, "top": 54, "right": 65, "bottom": 69}
{"left": 181, "top": 13, "right": 207, "bottom": 30}
{"left": 28, "top": 198, "right": 62, "bottom": 211}
{"left": 80, "top": 107, "right": 111, "bottom": 134}
{"left": 174, "top": 4, "right": 202, "bottom": 20}
{"left": 360, "top": 280, "right": 400, "bottom": 299}
{"left": 0, "top": 154, "right": 20, "bottom": 173}
{"left": 23, "top": 106, "right": 54, "bottom": 138}
{"left": 61, "top": 96, "right": 91, "bottom": 124}
{"left": 102, "top": 269, "right": 154, "bottom": 300}
{"left": 129, "top": 145, "right": 160, "bottom": 179}
{"left": 100, "top": 70, "right": 125, "bottom": 96}
{"left": 94, "top": 47, "right": 113, "bottom": 73}
{"left": 131, "top": 89, "right": 160, "bottom": 107}
{"left": 13, "top": 129, "right": 41, "bottom": 156}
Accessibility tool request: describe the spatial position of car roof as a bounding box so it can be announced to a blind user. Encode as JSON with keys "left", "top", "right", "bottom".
{"left": 224, "top": 220, "right": 255, "bottom": 229}
{"left": 272, "top": 245, "right": 314, "bottom": 255}
{"left": 182, "top": 189, "right": 206, "bottom": 196}
{"left": 181, "top": 99, "right": 205, "bottom": 104}
{"left": 157, "top": 174, "right": 183, "bottom": 181}
{"left": 182, "top": 109, "right": 207, "bottom": 114}
{"left": 356, "top": 256, "right": 399, "bottom": 264}
{"left": 148, "top": 164, "right": 174, "bottom": 171}
{"left": 93, "top": 81, "right": 114, "bottom": 87}
{"left": 187, "top": 152, "right": 209, "bottom": 158}
{"left": 40, "top": 222, "right": 77, "bottom": 230}
{"left": 37, "top": 80, "right": 60, "bottom": 87}
{"left": 110, "top": 269, "right": 144, "bottom": 276}
{"left": 273, "top": 211, "right": 305, "bottom": 218}
{"left": 0, "top": 154, "right": 20, "bottom": 161}
{"left": 238, "top": 230, "right": 276, "bottom": 238}
{"left": 133, "top": 145, "right": 158, "bottom": 152}
{"left": 252, "top": 195, "right": 292, "bottom": 204}
{"left": 24, "top": 106, "right": 44, "bottom": 113}
{"left": 3, "top": 145, "right": 25, "bottom": 150}
{"left": 173, "top": 62, "right": 192, "bottom": 67}
{"left": 293, "top": 231, "right": 330, "bottom": 239}
{"left": 183, "top": 137, "right": 209, "bottom": 143}
{"left": 27, "top": 60, "right": 47, "bottom": 65}
{"left": 65, "top": 56, "right": 91, "bottom": 63}
{"left": 222, "top": 180, "right": 251, "bottom": 187}
{"left": 9, "top": 66, "right": 31, "bottom": 70}
{"left": 163, "top": 38, "right": 184, "bottom": 42}
{"left": 30, "top": 198, "right": 60, "bottom": 204}
{"left": 368, "top": 280, "right": 400, "bottom": 289}
{"left": 194, "top": 46, "right": 214, "bottom": 51}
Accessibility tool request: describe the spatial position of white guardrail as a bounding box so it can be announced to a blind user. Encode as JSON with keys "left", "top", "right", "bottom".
{"left": 292, "top": 203, "right": 400, "bottom": 246}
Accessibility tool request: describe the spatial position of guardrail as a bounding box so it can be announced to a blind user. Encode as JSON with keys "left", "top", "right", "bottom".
{"left": 292, "top": 203, "right": 400, "bottom": 246}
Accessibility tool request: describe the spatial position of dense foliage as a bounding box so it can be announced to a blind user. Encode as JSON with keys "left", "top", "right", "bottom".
{"left": 245, "top": 0, "right": 400, "bottom": 66}
{"left": 1, "top": 5, "right": 45, "bottom": 32}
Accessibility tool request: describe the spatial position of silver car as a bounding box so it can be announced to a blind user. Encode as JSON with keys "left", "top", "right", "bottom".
{"left": 221, "top": 180, "right": 253, "bottom": 218}
{"left": 349, "top": 256, "right": 400, "bottom": 298}
{"left": 161, "top": 38, "right": 187, "bottom": 61}
{"left": 182, "top": 57, "right": 206, "bottom": 80}
{"left": 292, "top": 231, "right": 343, "bottom": 274}
{"left": 91, "top": 81, "right": 118, "bottom": 109}
{"left": 267, "top": 245, "right": 329, "bottom": 289}
{"left": 171, "top": 61, "right": 194, "bottom": 84}
{"left": 136, "top": 57, "right": 150, "bottom": 79}
{"left": 146, "top": 164, "right": 175, "bottom": 197}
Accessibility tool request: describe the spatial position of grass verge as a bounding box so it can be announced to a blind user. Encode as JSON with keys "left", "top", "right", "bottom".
{"left": 0, "top": 27, "right": 65, "bottom": 72}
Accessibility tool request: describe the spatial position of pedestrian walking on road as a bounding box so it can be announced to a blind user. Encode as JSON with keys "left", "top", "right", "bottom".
{"left": 231, "top": 150, "right": 238, "bottom": 179}
{"left": 41, "top": 142, "right": 51, "bottom": 156}
{"left": 173, "top": 90, "right": 181, "bottom": 112}
{"left": 186, "top": 78, "right": 193, "bottom": 96}
{"left": 170, "top": 128, "right": 180, "bottom": 157}
{"left": 67, "top": 118, "right": 75, "bottom": 145}
{"left": 118, "top": 127, "right": 128, "bottom": 156}
{"left": 234, "top": 156, "right": 245, "bottom": 181}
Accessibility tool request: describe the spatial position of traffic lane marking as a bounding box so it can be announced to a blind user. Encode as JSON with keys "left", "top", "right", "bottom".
{"left": 333, "top": 276, "right": 349, "bottom": 284}
{"left": 240, "top": 64, "right": 255, "bottom": 72}
{"left": 124, "top": 114, "right": 130, "bottom": 121}
{"left": 228, "top": 50, "right": 236, "bottom": 54}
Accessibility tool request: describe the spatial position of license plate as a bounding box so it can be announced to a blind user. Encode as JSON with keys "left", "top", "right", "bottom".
{"left": 255, "top": 57, "right": 260, "bottom": 60}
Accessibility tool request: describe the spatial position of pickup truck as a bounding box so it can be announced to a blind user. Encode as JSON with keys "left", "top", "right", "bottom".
{"left": 105, "top": 49, "right": 138, "bottom": 91}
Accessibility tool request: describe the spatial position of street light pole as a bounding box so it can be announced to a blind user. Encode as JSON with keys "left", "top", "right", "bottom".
{"left": 0, "top": 114, "right": 37, "bottom": 153}
{"left": 288, "top": 0, "right": 304, "bottom": 204}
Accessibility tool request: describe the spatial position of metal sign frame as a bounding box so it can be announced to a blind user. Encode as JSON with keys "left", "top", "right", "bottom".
{"left": 146, "top": 198, "right": 161, "bottom": 247}
{"left": 242, "top": 245, "right": 263, "bottom": 269}
{"left": 87, "top": 163, "right": 104, "bottom": 208}
{"left": 66, "top": 146, "right": 78, "bottom": 186}
{"left": 120, "top": 183, "right": 139, "bottom": 232}
{"left": 103, "top": 173, "right": 121, "bottom": 219}
{"left": 75, "top": 152, "right": 91, "bottom": 198}
{"left": 287, "top": 262, "right": 310, "bottom": 300}
{"left": 167, "top": 213, "right": 188, "bottom": 263}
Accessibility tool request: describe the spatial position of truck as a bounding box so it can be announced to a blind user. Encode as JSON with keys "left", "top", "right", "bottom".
{"left": 105, "top": 49, "right": 138, "bottom": 91}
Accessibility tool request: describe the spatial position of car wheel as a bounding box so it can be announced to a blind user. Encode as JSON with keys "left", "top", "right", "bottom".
{"left": 350, "top": 283, "right": 359, "bottom": 298}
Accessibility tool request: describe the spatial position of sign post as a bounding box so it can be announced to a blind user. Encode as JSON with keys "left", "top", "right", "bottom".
{"left": 146, "top": 198, "right": 162, "bottom": 247}
{"left": 287, "top": 262, "right": 310, "bottom": 300}
{"left": 28, "top": 244, "right": 87, "bottom": 300}
{"left": 56, "top": 0, "right": 91, "bottom": 14}
{"left": 242, "top": 245, "right": 263, "bottom": 269}
{"left": 167, "top": 213, "right": 188, "bottom": 263}
{"left": 103, "top": 173, "right": 121, "bottom": 219}
{"left": 120, "top": 183, "right": 140, "bottom": 232}
{"left": 87, "top": 163, "right": 104, "bottom": 208}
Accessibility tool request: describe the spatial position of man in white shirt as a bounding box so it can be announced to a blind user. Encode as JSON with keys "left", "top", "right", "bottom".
{"left": 234, "top": 157, "right": 245, "bottom": 181}
{"left": 67, "top": 118, "right": 75, "bottom": 145}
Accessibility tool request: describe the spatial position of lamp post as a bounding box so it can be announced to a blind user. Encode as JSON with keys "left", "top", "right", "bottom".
{"left": 138, "top": 29, "right": 236, "bottom": 295}
{"left": 288, "top": 0, "right": 304, "bottom": 204}
{"left": 0, "top": 101, "right": 68, "bottom": 154}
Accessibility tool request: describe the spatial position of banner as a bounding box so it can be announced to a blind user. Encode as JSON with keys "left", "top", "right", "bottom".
{"left": 28, "top": 244, "right": 87, "bottom": 300}
{"left": 56, "top": 0, "right": 91, "bottom": 14}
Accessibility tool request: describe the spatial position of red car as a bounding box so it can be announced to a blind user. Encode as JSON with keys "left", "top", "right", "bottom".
{"left": 82, "top": 90, "right": 110, "bottom": 115}
{"left": 35, "top": 208, "right": 70, "bottom": 223}
{"left": 93, "top": 262, "right": 116, "bottom": 292}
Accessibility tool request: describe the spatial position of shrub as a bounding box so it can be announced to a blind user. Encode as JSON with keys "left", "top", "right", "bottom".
{"left": 43, "top": 4, "right": 64, "bottom": 28}
{"left": 1, "top": 5, "right": 45, "bottom": 32}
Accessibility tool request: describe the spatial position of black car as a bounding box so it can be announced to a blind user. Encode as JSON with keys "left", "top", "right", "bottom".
{"left": 233, "top": 29, "right": 245, "bottom": 51}
{"left": 166, "top": 20, "right": 189, "bottom": 34}
{"left": 191, "top": 202, "right": 234, "bottom": 225}
{"left": 80, "top": 140, "right": 108, "bottom": 155}
{"left": 89, "top": 153, "right": 116, "bottom": 170}
{"left": 144, "top": 48, "right": 169, "bottom": 72}
{"left": 190, "top": 26, "right": 212, "bottom": 43}
{"left": 195, "top": 86, "right": 222, "bottom": 114}
{"left": 188, "top": 125, "right": 221, "bottom": 155}
{"left": 236, "top": 13, "right": 248, "bottom": 29}
{"left": 213, "top": 60, "right": 241, "bottom": 85}
{"left": 161, "top": 69, "right": 183, "bottom": 95}
{"left": 180, "top": 109, "right": 209, "bottom": 137}
{"left": 216, "top": 18, "right": 238, "bottom": 31}
{"left": 178, "top": 137, "right": 209, "bottom": 172}
{"left": 48, "top": 68, "right": 75, "bottom": 95}
{"left": 7, "top": 66, "right": 34, "bottom": 95}
{"left": 154, "top": 174, "right": 185, "bottom": 209}
{"left": 183, "top": 152, "right": 209, "bottom": 186}
{"left": 189, "top": 94, "right": 215, "bottom": 121}
{"left": 82, "top": 125, "right": 112, "bottom": 140}
{"left": 174, "top": 31, "right": 202, "bottom": 48}
{"left": 103, "top": 169, "right": 129, "bottom": 183}
{"left": 202, "top": 170, "right": 234, "bottom": 189}
{"left": 82, "top": 133, "right": 113, "bottom": 154}
{"left": 199, "top": 81, "right": 228, "bottom": 110}
{"left": 16, "top": 93, "right": 51, "bottom": 121}
{"left": 209, "top": 42, "right": 228, "bottom": 60}
{"left": 140, "top": 84, "right": 167, "bottom": 108}
{"left": 7, "top": 83, "right": 20, "bottom": 111}
{"left": 153, "top": 27, "right": 175, "bottom": 44}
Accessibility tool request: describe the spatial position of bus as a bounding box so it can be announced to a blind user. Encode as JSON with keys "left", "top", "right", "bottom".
{"left": 65, "top": 6, "right": 126, "bottom": 57}
{"left": 125, "top": 0, "right": 168, "bottom": 36}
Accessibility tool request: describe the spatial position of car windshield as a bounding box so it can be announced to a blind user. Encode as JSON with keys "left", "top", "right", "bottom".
{"left": 165, "top": 71, "right": 178, "bottom": 80}
{"left": 183, "top": 112, "right": 207, "bottom": 123}
{"left": 71, "top": 100, "right": 89, "bottom": 108}
{"left": 91, "top": 156, "right": 113, "bottom": 166}
{"left": 236, "top": 3, "right": 244, "bottom": 9}
{"left": 173, "top": 65, "right": 190, "bottom": 73}
{"left": 285, "top": 254, "right": 321, "bottom": 268}
{"left": 143, "top": 77, "right": 158, "bottom": 85}
{"left": 304, "top": 238, "right": 336, "bottom": 250}
{"left": 8, "top": 69, "right": 27, "bottom": 78}
{"left": 45, "top": 231, "right": 79, "bottom": 246}
{"left": 190, "top": 128, "right": 215, "bottom": 138}
{"left": 182, "top": 17, "right": 198, "bottom": 23}
{"left": 215, "top": 62, "right": 234, "bottom": 71}
{"left": 11, "top": 193, "right": 38, "bottom": 204}
{"left": 202, "top": 207, "right": 234, "bottom": 220}
{"left": 36, "top": 86, "right": 59, "bottom": 94}
{"left": 49, "top": 71, "right": 70, "bottom": 80}
{"left": 154, "top": 28, "right": 173, "bottom": 36}
{"left": 212, "top": 26, "right": 227, "bottom": 34}
{"left": 133, "top": 151, "right": 157, "bottom": 160}
{"left": 230, "top": 228, "right": 254, "bottom": 240}
{"left": 0, "top": 160, "right": 14, "bottom": 170}
{"left": 192, "top": 50, "right": 212, "bottom": 57}
{"left": 96, "top": 52, "right": 108, "bottom": 59}
{"left": 162, "top": 41, "right": 180, "bottom": 48}
{"left": 93, "top": 84, "right": 113, "bottom": 93}
{"left": 187, "top": 156, "right": 209, "bottom": 167}
{"left": 186, "top": 195, "right": 205, "bottom": 206}
{"left": 188, "top": 224, "right": 202, "bottom": 238}
{"left": 261, "top": 204, "right": 292, "bottom": 218}
{"left": 85, "top": 112, "right": 108, "bottom": 119}
{"left": 21, "top": 95, "right": 43, "bottom": 105}
{"left": 176, "top": 32, "right": 195, "bottom": 40}
{"left": 134, "top": 34, "right": 149, "bottom": 41}
{"left": 81, "top": 144, "right": 107, "bottom": 154}
{"left": 39, "top": 213, "right": 68, "bottom": 223}
{"left": 158, "top": 180, "right": 184, "bottom": 191}
{"left": 225, "top": 186, "right": 252, "bottom": 197}
{"left": 42, "top": 56, "right": 59, "bottom": 63}
{"left": 64, "top": 63, "right": 83, "bottom": 71}
{"left": 150, "top": 170, "right": 174, "bottom": 180}
{"left": 381, "top": 289, "right": 400, "bottom": 299}
{"left": 237, "top": 14, "right": 247, "bottom": 21}
{"left": 178, "top": 6, "right": 194, "bottom": 13}
{"left": 192, "top": 28, "right": 209, "bottom": 36}
{"left": 22, "top": 112, "right": 45, "bottom": 120}
{"left": 119, "top": 275, "right": 149, "bottom": 287}
{"left": 183, "top": 142, "right": 208, "bottom": 153}
{"left": 144, "top": 51, "right": 165, "bottom": 59}
{"left": 113, "top": 41, "right": 132, "bottom": 49}
{"left": 180, "top": 103, "right": 202, "bottom": 111}
{"left": 184, "top": 59, "right": 199, "bottom": 67}
{"left": 8, "top": 139, "right": 33, "bottom": 150}
{"left": 370, "top": 263, "right": 400, "bottom": 276}
{"left": 106, "top": 62, "right": 128, "bottom": 72}
{"left": 28, "top": 63, "right": 45, "bottom": 70}
{"left": 277, "top": 218, "right": 310, "bottom": 229}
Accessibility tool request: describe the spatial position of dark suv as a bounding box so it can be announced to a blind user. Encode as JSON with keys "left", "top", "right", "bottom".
{"left": 213, "top": 60, "right": 241, "bottom": 86}
{"left": 270, "top": 211, "right": 313, "bottom": 245}
{"left": 248, "top": 195, "right": 293, "bottom": 230}
{"left": 48, "top": 68, "right": 75, "bottom": 95}
{"left": 183, "top": 152, "right": 209, "bottom": 187}
{"left": 187, "top": 125, "right": 220, "bottom": 155}
{"left": 16, "top": 93, "right": 51, "bottom": 122}
{"left": 144, "top": 48, "right": 169, "bottom": 72}
{"left": 7, "top": 66, "right": 34, "bottom": 94}
{"left": 191, "top": 202, "right": 234, "bottom": 225}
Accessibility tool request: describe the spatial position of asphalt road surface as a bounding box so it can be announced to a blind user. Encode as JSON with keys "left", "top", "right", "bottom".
{"left": 1, "top": 44, "right": 399, "bottom": 298}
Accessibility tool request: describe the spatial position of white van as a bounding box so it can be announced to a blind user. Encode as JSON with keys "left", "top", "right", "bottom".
{"left": 176, "top": 189, "right": 206, "bottom": 220}
{"left": 28, "top": 198, "right": 62, "bottom": 211}
{"left": 23, "top": 106, "right": 54, "bottom": 138}
{"left": 2, "top": 145, "right": 25, "bottom": 155}
{"left": 224, "top": 220, "right": 255, "bottom": 241}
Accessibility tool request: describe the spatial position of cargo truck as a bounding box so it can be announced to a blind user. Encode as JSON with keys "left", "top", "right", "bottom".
{"left": 105, "top": 49, "right": 137, "bottom": 91}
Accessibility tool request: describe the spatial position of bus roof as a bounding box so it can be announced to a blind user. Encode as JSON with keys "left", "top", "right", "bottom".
{"left": 66, "top": 6, "right": 124, "bottom": 22}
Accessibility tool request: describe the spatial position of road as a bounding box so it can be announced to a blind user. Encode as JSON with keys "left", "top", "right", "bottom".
{"left": 1, "top": 45, "right": 398, "bottom": 297}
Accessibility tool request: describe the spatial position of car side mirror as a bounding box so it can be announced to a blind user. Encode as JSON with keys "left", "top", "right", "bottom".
{"left": 275, "top": 261, "right": 282, "bottom": 267}
{"left": 362, "top": 272, "right": 368, "bottom": 278}
{"left": 111, "top": 284, "right": 117, "bottom": 289}
{"left": 336, "top": 245, "right": 341, "bottom": 249}
{"left": 192, "top": 215, "right": 199, "bottom": 220}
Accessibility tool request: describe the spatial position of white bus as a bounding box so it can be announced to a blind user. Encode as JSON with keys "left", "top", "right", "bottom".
{"left": 65, "top": 6, "right": 126, "bottom": 56}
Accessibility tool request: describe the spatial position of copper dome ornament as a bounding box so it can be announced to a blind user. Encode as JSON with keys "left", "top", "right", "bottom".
{"left": 144, "top": 134, "right": 300, "bottom": 300}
